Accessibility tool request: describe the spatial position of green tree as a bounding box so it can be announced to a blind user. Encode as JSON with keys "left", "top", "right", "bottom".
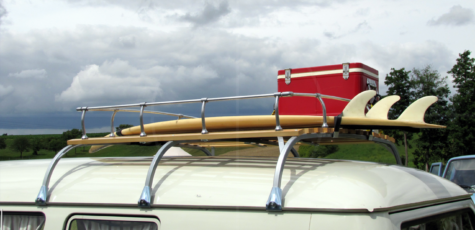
{"left": 48, "top": 138, "right": 65, "bottom": 153}
{"left": 11, "top": 137, "right": 31, "bottom": 159}
{"left": 0, "top": 137, "right": 6, "bottom": 149}
{"left": 447, "top": 50, "right": 475, "bottom": 159}
{"left": 384, "top": 68, "right": 414, "bottom": 166}
{"left": 116, "top": 124, "right": 134, "bottom": 132}
{"left": 62, "top": 128, "right": 82, "bottom": 140}
{"left": 30, "top": 138, "right": 45, "bottom": 155}
{"left": 410, "top": 66, "right": 450, "bottom": 171}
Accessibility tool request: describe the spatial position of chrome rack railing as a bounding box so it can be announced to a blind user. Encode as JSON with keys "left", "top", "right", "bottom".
{"left": 76, "top": 92, "right": 350, "bottom": 139}
{"left": 76, "top": 108, "right": 197, "bottom": 138}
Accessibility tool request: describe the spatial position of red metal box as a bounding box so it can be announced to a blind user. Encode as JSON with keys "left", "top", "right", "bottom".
{"left": 277, "top": 63, "right": 379, "bottom": 116}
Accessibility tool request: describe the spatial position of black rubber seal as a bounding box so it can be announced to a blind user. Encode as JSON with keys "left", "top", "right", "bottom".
{"left": 334, "top": 115, "right": 342, "bottom": 132}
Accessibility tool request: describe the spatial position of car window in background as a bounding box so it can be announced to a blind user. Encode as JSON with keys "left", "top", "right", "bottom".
{"left": 401, "top": 209, "right": 475, "bottom": 230}
{"left": 430, "top": 165, "right": 440, "bottom": 175}
{"left": 444, "top": 159, "right": 475, "bottom": 193}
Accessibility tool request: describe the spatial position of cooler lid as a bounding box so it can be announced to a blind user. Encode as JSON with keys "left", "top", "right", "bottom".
{"left": 277, "top": 63, "right": 379, "bottom": 80}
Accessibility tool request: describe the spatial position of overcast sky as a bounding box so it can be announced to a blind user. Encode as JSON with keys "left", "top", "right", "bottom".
{"left": 1, "top": 0, "right": 474, "bottom": 134}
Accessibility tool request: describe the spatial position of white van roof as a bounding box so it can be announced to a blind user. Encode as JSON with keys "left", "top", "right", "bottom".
{"left": 0, "top": 157, "right": 469, "bottom": 213}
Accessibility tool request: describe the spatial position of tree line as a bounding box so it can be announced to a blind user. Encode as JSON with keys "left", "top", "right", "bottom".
{"left": 0, "top": 124, "right": 134, "bottom": 158}
{"left": 384, "top": 50, "right": 475, "bottom": 170}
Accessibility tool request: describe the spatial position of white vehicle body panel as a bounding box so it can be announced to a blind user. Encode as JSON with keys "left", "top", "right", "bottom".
{"left": 1, "top": 157, "right": 474, "bottom": 229}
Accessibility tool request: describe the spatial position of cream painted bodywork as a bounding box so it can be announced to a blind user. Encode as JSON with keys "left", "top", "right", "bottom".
{"left": 0, "top": 157, "right": 473, "bottom": 229}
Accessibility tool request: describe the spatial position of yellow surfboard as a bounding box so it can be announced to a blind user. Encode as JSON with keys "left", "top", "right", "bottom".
{"left": 117, "top": 115, "right": 444, "bottom": 137}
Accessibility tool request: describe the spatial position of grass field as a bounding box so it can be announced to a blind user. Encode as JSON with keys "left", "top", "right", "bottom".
{"left": 0, "top": 133, "right": 419, "bottom": 168}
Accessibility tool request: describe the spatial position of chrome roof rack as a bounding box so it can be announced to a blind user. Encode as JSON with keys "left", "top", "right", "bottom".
{"left": 76, "top": 92, "right": 350, "bottom": 139}
{"left": 35, "top": 91, "right": 402, "bottom": 212}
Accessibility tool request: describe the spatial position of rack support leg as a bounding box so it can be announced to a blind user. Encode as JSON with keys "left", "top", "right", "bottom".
{"left": 138, "top": 141, "right": 182, "bottom": 208}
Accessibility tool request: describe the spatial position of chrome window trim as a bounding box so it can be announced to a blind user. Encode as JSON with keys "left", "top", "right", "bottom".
{"left": 65, "top": 214, "right": 160, "bottom": 230}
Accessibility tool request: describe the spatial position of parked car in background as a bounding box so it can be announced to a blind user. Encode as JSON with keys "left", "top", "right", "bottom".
{"left": 438, "top": 155, "right": 475, "bottom": 203}
{"left": 429, "top": 162, "right": 445, "bottom": 176}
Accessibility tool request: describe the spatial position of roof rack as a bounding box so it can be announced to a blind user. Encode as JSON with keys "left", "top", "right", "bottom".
{"left": 36, "top": 91, "right": 404, "bottom": 212}
{"left": 76, "top": 92, "right": 349, "bottom": 138}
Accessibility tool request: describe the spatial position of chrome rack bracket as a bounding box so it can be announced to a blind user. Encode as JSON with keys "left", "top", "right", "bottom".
{"left": 138, "top": 141, "right": 183, "bottom": 208}
{"left": 316, "top": 94, "right": 328, "bottom": 128}
{"left": 274, "top": 95, "right": 282, "bottom": 131}
{"left": 109, "top": 110, "right": 118, "bottom": 137}
{"left": 266, "top": 136, "right": 299, "bottom": 211}
{"left": 273, "top": 92, "right": 293, "bottom": 131}
{"left": 80, "top": 108, "right": 88, "bottom": 139}
{"left": 201, "top": 98, "right": 208, "bottom": 134}
{"left": 277, "top": 136, "right": 285, "bottom": 153}
{"left": 266, "top": 187, "right": 283, "bottom": 211}
{"left": 266, "top": 133, "right": 332, "bottom": 211}
{"left": 139, "top": 103, "right": 147, "bottom": 137}
{"left": 35, "top": 145, "right": 80, "bottom": 205}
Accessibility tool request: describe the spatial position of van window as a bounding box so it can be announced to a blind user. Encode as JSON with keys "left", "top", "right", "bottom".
{"left": 67, "top": 216, "right": 159, "bottom": 230}
{"left": 401, "top": 209, "right": 474, "bottom": 230}
{"left": 1, "top": 212, "right": 45, "bottom": 230}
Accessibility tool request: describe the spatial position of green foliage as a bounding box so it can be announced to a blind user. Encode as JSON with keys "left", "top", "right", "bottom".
{"left": 48, "top": 138, "right": 65, "bottom": 153}
{"left": 11, "top": 137, "right": 31, "bottom": 158}
{"left": 410, "top": 66, "right": 450, "bottom": 170}
{"left": 385, "top": 68, "right": 414, "bottom": 119}
{"left": 30, "top": 138, "right": 45, "bottom": 155}
{"left": 384, "top": 68, "right": 414, "bottom": 147}
{"left": 447, "top": 50, "right": 475, "bottom": 158}
{"left": 116, "top": 124, "right": 134, "bottom": 132}
{"left": 62, "top": 128, "right": 82, "bottom": 140}
{"left": 0, "top": 138, "right": 6, "bottom": 149}
{"left": 299, "top": 145, "right": 340, "bottom": 158}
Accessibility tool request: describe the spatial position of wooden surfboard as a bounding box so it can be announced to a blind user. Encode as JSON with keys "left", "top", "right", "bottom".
{"left": 117, "top": 115, "right": 444, "bottom": 136}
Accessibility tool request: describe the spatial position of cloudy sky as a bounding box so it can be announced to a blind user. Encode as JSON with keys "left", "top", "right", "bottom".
{"left": 0, "top": 0, "right": 474, "bottom": 134}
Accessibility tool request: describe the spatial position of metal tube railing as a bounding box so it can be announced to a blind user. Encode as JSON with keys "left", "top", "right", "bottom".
{"left": 77, "top": 92, "right": 351, "bottom": 138}
{"left": 139, "top": 104, "right": 147, "bottom": 137}
{"left": 201, "top": 98, "right": 208, "bottom": 134}
{"left": 90, "top": 108, "right": 196, "bottom": 119}
{"left": 81, "top": 108, "right": 88, "bottom": 139}
{"left": 316, "top": 94, "right": 329, "bottom": 128}
{"left": 274, "top": 95, "right": 282, "bottom": 131}
{"left": 110, "top": 110, "right": 118, "bottom": 137}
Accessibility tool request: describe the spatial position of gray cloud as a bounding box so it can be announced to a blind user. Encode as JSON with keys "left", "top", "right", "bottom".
{"left": 0, "top": 84, "right": 13, "bottom": 97}
{"left": 0, "top": 24, "right": 456, "bottom": 131}
{"left": 0, "top": 0, "right": 7, "bottom": 25}
{"left": 324, "top": 21, "right": 371, "bottom": 40}
{"left": 66, "top": 0, "right": 348, "bottom": 27}
{"left": 9, "top": 69, "right": 47, "bottom": 79}
{"left": 179, "top": 1, "right": 230, "bottom": 27}
{"left": 428, "top": 5, "right": 474, "bottom": 26}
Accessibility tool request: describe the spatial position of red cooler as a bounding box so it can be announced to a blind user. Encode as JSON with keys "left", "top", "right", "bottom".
{"left": 277, "top": 63, "right": 379, "bottom": 116}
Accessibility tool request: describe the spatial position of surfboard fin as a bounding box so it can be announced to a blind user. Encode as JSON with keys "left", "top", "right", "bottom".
{"left": 366, "top": 95, "right": 400, "bottom": 120}
{"left": 342, "top": 90, "right": 376, "bottom": 118}
{"left": 397, "top": 96, "right": 438, "bottom": 123}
